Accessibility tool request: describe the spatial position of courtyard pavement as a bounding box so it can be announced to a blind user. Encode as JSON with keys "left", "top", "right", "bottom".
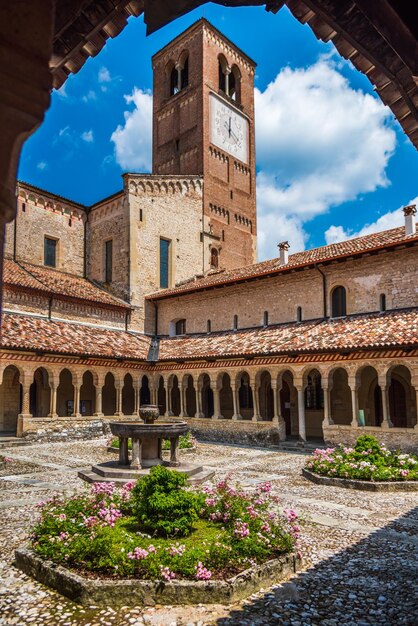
{"left": 0, "top": 438, "right": 417, "bottom": 625}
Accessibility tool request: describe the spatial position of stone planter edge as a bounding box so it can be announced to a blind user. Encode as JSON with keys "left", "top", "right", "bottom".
{"left": 302, "top": 467, "right": 418, "bottom": 492}
{"left": 14, "top": 546, "right": 301, "bottom": 606}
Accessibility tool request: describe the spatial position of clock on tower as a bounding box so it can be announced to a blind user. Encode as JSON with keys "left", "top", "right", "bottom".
{"left": 152, "top": 19, "right": 257, "bottom": 271}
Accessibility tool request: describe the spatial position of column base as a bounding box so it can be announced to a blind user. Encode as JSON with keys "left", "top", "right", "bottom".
{"left": 380, "top": 420, "right": 393, "bottom": 429}
{"left": 47, "top": 413, "right": 58, "bottom": 419}
{"left": 93, "top": 412, "right": 104, "bottom": 418}
{"left": 71, "top": 413, "right": 82, "bottom": 418}
{"left": 114, "top": 412, "right": 124, "bottom": 417}
{"left": 195, "top": 412, "right": 205, "bottom": 418}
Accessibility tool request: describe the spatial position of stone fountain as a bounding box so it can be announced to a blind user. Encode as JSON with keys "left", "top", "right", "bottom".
{"left": 78, "top": 405, "right": 213, "bottom": 485}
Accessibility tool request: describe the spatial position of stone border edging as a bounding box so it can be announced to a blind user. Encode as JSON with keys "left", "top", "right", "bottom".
{"left": 14, "top": 547, "right": 301, "bottom": 606}
{"left": 302, "top": 468, "right": 418, "bottom": 492}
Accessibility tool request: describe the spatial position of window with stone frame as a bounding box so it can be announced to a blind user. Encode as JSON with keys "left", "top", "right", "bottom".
{"left": 331, "top": 286, "right": 347, "bottom": 317}
{"left": 44, "top": 236, "right": 57, "bottom": 268}
{"left": 160, "top": 238, "right": 171, "bottom": 288}
{"left": 104, "top": 239, "right": 113, "bottom": 283}
{"left": 175, "top": 319, "right": 186, "bottom": 336}
{"left": 380, "top": 293, "right": 386, "bottom": 312}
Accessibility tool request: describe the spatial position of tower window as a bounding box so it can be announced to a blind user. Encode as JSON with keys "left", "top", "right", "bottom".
{"left": 22, "top": 202, "right": 26, "bottom": 212}
{"left": 160, "top": 238, "right": 171, "bottom": 288}
{"left": 44, "top": 237, "right": 57, "bottom": 268}
{"left": 380, "top": 293, "right": 386, "bottom": 312}
{"left": 175, "top": 319, "right": 186, "bottom": 335}
{"left": 207, "top": 319, "right": 211, "bottom": 334}
{"left": 210, "top": 247, "right": 219, "bottom": 269}
{"left": 331, "top": 286, "right": 347, "bottom": 317}
{"left": 297, "top": 306, "right": 302, "bottom": 322}
{"left": 105, "top": 239, "right": 113, "bottom": 283}
{"left": 169, "top": 54, "right": 189, "bottom": 97}
{"left": 233, "top": 314, "right": 238, "bottom": 330}
{"left": 218, "top": 56, "right": 241, "bottom": 102}
{"left": 263, "top": 311, "right": 268, "bottom": 327}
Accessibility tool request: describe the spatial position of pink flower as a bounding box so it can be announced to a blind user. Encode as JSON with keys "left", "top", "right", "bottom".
{"left": 91, "top": 482, "right": 115, "bottom": 497}
{"left": 58, "top": 513, "right": 67, "bottom": 521}
{"left": 284, "top": 508, "right": 298, "bottom": 523}
{"left": 58, "top": 532, "right": 69, "bottom": 541}
{"left": 246, "top": 504, "right": 258, "bottom": 519}
{"left": 148, "top": 544, "right": 157, "bottom": 553}
{"left": 97, "top": 503, "right": 122, "bottom": 527}
{"left": 400, "top": 469, "right": 409, "bottom": 477}
{"left": 84, "top": 516, "right": 99, "bottom": 528}
{"left": 258, "top": 481, "right": 272, "bottom": 493}
{"left": 234, "top": 520, "right": 250, "bottom": 539}
{"left": 196, "top": 562, "right": 212, "bottom": 580}
{"left": 160, "top": 566, "right": 175, "bottom": 581}
{"left": 169, "top": 544, "right": 186, "bottom": 557}
{"left": 128, "top": 547, "right": 149, "bottom": 560}
{"left": 205, "top": 497, "right": 216, "bottom": 507}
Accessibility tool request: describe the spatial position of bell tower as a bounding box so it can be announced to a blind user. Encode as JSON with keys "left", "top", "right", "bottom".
{"left": 152, "top": 19, "right": 257, "bottom": 271}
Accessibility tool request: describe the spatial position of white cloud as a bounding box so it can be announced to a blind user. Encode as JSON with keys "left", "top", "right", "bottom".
{"left": 82, "top": 89, "right": 97, "bottom": 103}
{"left": 81, "top": 129, "right": 94, "bottom": 143}
{"left": 37, "top": 161, "right": 47, "bottom": 171}
{"left": 325, "top": 195, "right": 418, "bottom": 243}
{"left": 98, "top": 66, "right": 111, "bottom": 83}
{"left": 255, "top": 57, "right": 396, "bottom": 260}
{"left": 111, "top": 88, "right": 153, "bottom": 172}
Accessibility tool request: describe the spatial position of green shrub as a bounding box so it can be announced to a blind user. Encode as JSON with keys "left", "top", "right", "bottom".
{"left": 130, "top": 465, "right": 202, "bottom": 537}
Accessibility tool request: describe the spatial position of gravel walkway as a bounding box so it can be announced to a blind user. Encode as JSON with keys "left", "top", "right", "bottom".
{"left": 0, "top": 438, "right": 417, "bottom": 625}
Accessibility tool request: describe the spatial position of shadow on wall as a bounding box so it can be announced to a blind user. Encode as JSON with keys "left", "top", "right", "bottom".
{"left": 218, "top": 506, "right": 418, "bottom": 625}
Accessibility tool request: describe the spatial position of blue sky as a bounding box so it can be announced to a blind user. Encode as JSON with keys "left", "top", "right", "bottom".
{"left": 19, "top": 4, "right": 418, "bottom": 260}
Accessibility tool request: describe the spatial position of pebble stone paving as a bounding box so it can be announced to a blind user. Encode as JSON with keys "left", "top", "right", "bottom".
{"left": 0, "top": 438, "right": 417, "bottom": 626}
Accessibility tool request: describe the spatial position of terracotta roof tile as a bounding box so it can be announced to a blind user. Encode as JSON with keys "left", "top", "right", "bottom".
{"left": 148, "top": 225, "right": 418, "bottom": 300}
{"left": 3, "top": 260, "right": 130, "bottom": 309}
{"left": 157, "top": 309, "right": 418, "bottom": 360}
{"left": 0, "top": 314, "right": 151, "bottom": 360}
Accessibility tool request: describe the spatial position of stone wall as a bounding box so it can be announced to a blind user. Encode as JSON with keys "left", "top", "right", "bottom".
{"left": 155, "top": 246, "right": 418, "bottom": 334}
{"left": 187, "top": 417, "right": 281, "bottom": 446}
{"left": 323, "top": 424, "right": 418, "bottom": 453}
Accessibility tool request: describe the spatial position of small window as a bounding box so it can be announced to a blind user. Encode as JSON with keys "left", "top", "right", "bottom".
{"left": 170, "top": 66, "right": 178, "bottom": 96}
{"left": 331, "top": 286, "right": 347, "bottom": 317}
{"left": 44, "top": 237, "right": 57, "bottom": 268}
{"left": 222, "top": 229, "right": 225, "bottom": 241}
{"left": 207, "top": 319, "right": 211, "bottom": 334}
{"left": 22, "top": 202, "right": 26, "bottom": 212}
{"left": 175, "top": 139, "right": 180, "bottom": 153}
{"left": 263, "top": 311, "right": 268, "bottom": 327}
{"left": 233, "top": 314, "right": 238, "bottom": 330}
{"left": 105, "top": 240, "right": 113, "bottom": 283}
{"left": 175, "top": 319, "right": 186, "bottom": 336}
{"left": 380, "top": 293, "right": 386, "bottom": 312}
{"left": 230, "top": 190, "right": 233, "bottom": 200}
{"left": 297, "top": 306, "right": 302, "bottom": 322}
{"left": 160, "top": 238, "right": 171, "bottom": 288}
{"left": 139, "top": 209, "right": 143, "bottom": 222}
{"left": 210, "top": 248, "right": 219, "bottom": 269}
{"left": 180, "top": 57, "right": 188, "bottom": 89}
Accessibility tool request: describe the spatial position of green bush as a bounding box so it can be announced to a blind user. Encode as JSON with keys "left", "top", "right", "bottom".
{"left": 130, "top": 465, "right": 202, "bottom": 537}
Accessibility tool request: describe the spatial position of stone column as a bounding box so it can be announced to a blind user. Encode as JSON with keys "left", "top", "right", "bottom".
{"left": 19, "top": 377, "right": 32, "bottom": 418}
{"left": 271, "top": 379, "right": 286, "bottom": 441}
{"left": 380, "top": 386, "right": 392, "bottom": 428}
{"left": 231, "top": 382, "right": 241, "bottom": 420}
{"left": 348, "top": 379, "right": 359, "bottom": 428}
{"left": 179, "top": 383, "right": 186, "bottom": 418}
{"left": 72, "top": 381, "right": 81, "bottom": 418}
{"left": 322, "top": 384, "right": 334, "bottom": 426}
{"left": 165, "top": 382, "right": 174, "bottom": 417}
{"left": 170, "top": 437, "right": 180, "bottom": 466}
{"left": 130, "top": 438, "right": 142, "bottom": 470}
{"left": 48, "top": 379, "right": 58, "bottom": 418}
{"left": 251, "top": 378, "right": 261, "bottom": 422}
{"left": 213, "top": 384, "right": 221, "bottom": 419}
{"left": 194, "top": 379, "right": 204, "bottom": 418}
{"left": 224, "top": 66, "right": 231, "bottom": 96}
{"left": 295, "top": 382, "right": 306, "bottom": 442}
{"left": 133, "top": 383, "right": 139, "bottom": 417}
{"left": 115, "top": 383, "right": 123, "bottom": 417}
{"left": 119, "top": 437, "right": 129, "bottom": 465}
{"left": 175, "top": 62, "right": 181, "bottom": 92}
{"left": 94, "top": 377, "right": 104, "bottom": 418}
{"left": 413, "top": 384, "right": 418, "bottom": 431}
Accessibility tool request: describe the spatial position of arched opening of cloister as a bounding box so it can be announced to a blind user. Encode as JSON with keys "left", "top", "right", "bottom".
{"left": 201, "top": 374, "right": 213, "bottom": 418}
{"left": 219, "top": 373, "right": 233, "bottom": 419}
{"left": 184, "top": 375, "right": 196, "bottom": 417}
{"left": 80, "top": 370, "right": 95, "bottom": 416}
{"left": 388, "top": 365, "right": 415, "bottom": 428}
{"left": 122, "top": 373, "right": 135, "bottom": 416}
{"left": 170, "top": 375, "right": 181, "bottom": 416}
{"left": 103, "top": 372, "right": 116, "bottom": 416}
{"left": 140, "top": 375, "right": 150, "bottom": 406}
{"left": 0, "top": 365, "right": 22, "bottom": 432}
{"left": 358, "top": 366, "right": 382, "bottom": 426}
{"left": 29, "top": 367, "right": 51, "bottom": 418}
{"left": 304, "top": 368, "right": 324, "bottom": 438}
{"left": 57, "top": 369, "right": 74, "bottom": 417}
{"left": 259, "top": 371, "right": 274, "bottom": 421}
{"left": 237, "top": 372, "right": 254, "bottom": 420}
{"left": 157, "top": 377, "right": 166, "bottom": 416}
{"left": 329, "top": 368, "right": 352, "bottom": 425}
{"left": 279, "top": 371, "right": 295, "bottom": 436}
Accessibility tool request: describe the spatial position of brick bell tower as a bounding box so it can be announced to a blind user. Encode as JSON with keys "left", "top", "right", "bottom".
{"left": 152, "top": 19, "right": 257, "bottom": 271}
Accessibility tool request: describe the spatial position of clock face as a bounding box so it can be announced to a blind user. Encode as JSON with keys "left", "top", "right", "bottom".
{"left": 210, "top": 93, "right": 248, "bottom": 163}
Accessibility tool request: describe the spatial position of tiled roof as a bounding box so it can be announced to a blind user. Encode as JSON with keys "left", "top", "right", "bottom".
{"left": 157, "top": 309, "right": 418, "bottom": 361}
{"left": 0, "top": 314, "right": 151, "bottom": 361}
{"left": 3, "top": 260, "right": 131, "bottom": 309}
{"left": 148, "top": 225, "right": 418, "bottom": 300}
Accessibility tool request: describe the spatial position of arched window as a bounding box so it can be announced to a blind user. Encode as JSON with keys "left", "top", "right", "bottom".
{"left": 218, "top": 55, "right": 227, "bottom": 93}
{"left": 263, "top": 311, "right": 268, "bottom": 327}
{"left": 229, "top": 65, "right": 241, "bottom": 102}
{"left": 380, "top": 293, "right": 386, "bottom": 312}
{"left": 296, "top": 306, "right": 302, "bottom": 322}
{"left": 210, "top": 247, "right": 219, "bottom": 269}
{"left": 168, "top": 53, "right": 189, "bottom": 97}
{"left": 169, "top": 64, "right": 178, "bottom": 96}
{"left": 207, "top": 319, "right": 211, "bottom": 334}
{"left": 233, "top": 314, "right": 238, "bottom": 330}
{"left": 180, "top": 56, "right": 189, "bottom": 90}
{"left": 305, "top": 372, "right": 323, "bottom": 410}
{"left": 331, "top": 286, "right": 347, "bottom": 317}
{"left": 175, "top": 319, "right": 186, "bottom": 336}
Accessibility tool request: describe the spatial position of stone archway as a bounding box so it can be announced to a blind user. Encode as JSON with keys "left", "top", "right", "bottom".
{"left": 140, "top": 375, "right": 151, "bottom": 406}
{"left": 0, "top": 365, "right": 22, "bottom": 432}
{"left": 170, "top": 376, "right": 181, "bottom": 417}
{"left": 80, "top": 371, "right": 95, "bottom": 416}
{"left": 122, "top": 373, "right": 135, "bottom": 416}
{"left": 304, "top": 368, "right": 324, "bottom": 438}
{"left": 184, "top": 375, "right": 196, "bottom": 417}
{"left": 219, "top": 373, "right": 233, "bottom": 419}
{"left": 103, "top": 372, "right": 116, "bottom": 416}
{"left": 201, "top": 374, "right": 213, "bottom": 418}
{"left": 358, "top": 366, "right": 382, "bottom": 426}
{"left": 329, "top": 368, "right": 352, "bottom": 425}
{"left": 259, "top": 371, "right": 274, "bottom": 421}
{"left": 29, "top": 367, "right": 51, "bottom": 418}
{"left": 237, "top": 372, "right": 253, "bottom": 420}
{"left": 157, "top": 377, "right": 166, "bottom": 416}
{"left": 279, "top": 371, "right": 296, "bottom": 436}
{"left": 388, "top": 365, "right": 414, "bottom": 428}
{"left": 56, "top": 369, "right": 74, "bottom": 417}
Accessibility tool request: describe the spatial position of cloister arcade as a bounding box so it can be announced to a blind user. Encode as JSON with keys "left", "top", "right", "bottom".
{"left": 0, "top": 359, "right": 417, "bottom": 440}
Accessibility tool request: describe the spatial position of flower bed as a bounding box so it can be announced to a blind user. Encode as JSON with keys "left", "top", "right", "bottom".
{"left": 109, "top": 431, "right": 197, "bottom": 452}
{"left": 30, "top": 466, "right": 299, "bottom": 585}
{"left": 305, "top": 435, "right": 418, "bottom": 482}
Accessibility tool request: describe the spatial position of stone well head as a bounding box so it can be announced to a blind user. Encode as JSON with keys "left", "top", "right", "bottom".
{"left": 139, "top": 404, "right": 160, "bottom": 424}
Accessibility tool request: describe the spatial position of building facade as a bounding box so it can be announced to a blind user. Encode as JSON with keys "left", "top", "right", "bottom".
{"left": 0, "top": 20, "right": 417, "bottom": 451}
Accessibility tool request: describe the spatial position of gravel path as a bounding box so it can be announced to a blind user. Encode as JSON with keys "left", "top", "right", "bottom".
{"left": 0, "top": 438, "right": 417, "bottom": 625}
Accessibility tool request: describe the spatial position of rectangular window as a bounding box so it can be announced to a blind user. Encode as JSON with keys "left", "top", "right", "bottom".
{"left": 175, "top": 319, "right": 186, "bottom": 335}
{"left": 44, "top": 237, "right": 57, "bottom": 267}
{"left": 160, "top": 238, "right": 170, "bottom": 288}
{"left": 105, "top": 240, "right": 113, "bottom": 283}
